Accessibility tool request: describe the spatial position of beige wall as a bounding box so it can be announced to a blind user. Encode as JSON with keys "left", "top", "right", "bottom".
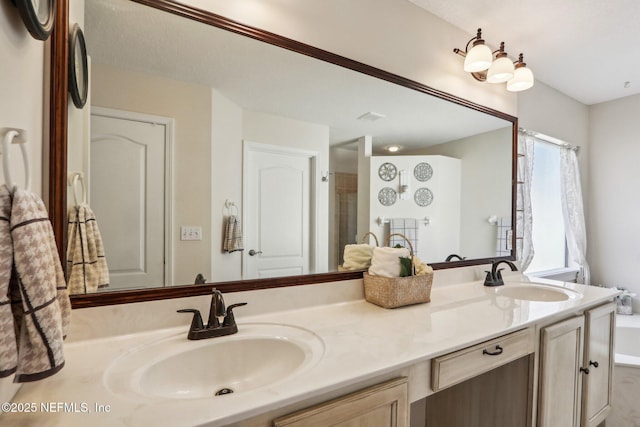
{"left": 0, "top": 3, "right": 45, "bottom": 197}
{"left": 420, "top": 128, "right": 512, "bottom": 258}
{"left": 210, "top": 90, "right": 244, "bottom": 281}
{"left": 242, "top": 110, "right": 331, "bottom": 274}
{"left": 517, "top": 81, "right": 590, "bottom": 209}
{"left": 183, "top": 0, "right": 516, "bottom": 116}
{"left": 67, "top": 0, "right": 88, "bottom": 203}
{"left": 209, "top": 99, "right": 331, "bottom": 280}
{"left": 588, "top": 93, "right": 640, "bottom": 311}
{"left": 91, "top": 63, "right": 212, "bottom": 285}
{"left": 0, "top": 0, "right": 48, "bottom": 403}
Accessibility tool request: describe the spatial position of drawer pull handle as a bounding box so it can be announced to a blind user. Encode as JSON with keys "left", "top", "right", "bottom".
{"left": 589, "top": 360, "right": 599, "bottom": 368}
{"left": 580, "top": 367, "right": 590, "bottom": 375}
{"left": 482, "top": 345, "right": 503, "bottom": 356}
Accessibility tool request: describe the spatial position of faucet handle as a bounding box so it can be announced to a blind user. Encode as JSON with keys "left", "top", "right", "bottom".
{"left": 222, "top": 302, "right": 247, "bottom": 327}
{"left": 177, "top": 309, "right": 204, "bottom": 331}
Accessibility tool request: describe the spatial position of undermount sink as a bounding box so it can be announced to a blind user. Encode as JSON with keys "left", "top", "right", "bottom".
{"left": 104, "top": 323, "right": 324, "bottom": 400}
{"left": 495, "top": 282, "right": 582, "bottom": 302}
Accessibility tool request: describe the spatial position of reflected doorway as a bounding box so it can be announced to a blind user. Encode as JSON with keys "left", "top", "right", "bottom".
{"left": 334, "top": 172, "right": 358, "bottom": 267}
{"left": 91, "top": 107, "right": 173, "bottom": 290}
{"left": 243, "top": 142, "right": 318, "bottom": 279}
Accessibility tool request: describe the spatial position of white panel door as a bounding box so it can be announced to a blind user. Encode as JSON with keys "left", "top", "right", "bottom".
{"left": 244, "top": 145, "right": 312, "bottom": 279}
{"left": 91, "top": 113, "right": 166, "bottom": 289}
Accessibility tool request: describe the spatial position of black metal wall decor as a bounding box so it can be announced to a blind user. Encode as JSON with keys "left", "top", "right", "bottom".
{"left": 68, "top": 23, "right": 88, "bottom": 108}
{"left": 13, "top": 0, "right": 56, "bottom": 41}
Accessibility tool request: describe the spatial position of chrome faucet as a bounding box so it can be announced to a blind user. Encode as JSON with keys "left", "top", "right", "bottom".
{"left": 177, "top": 289, "right": 247, "bottom": 340}
{"left": 484, "top": 260, "right": 518, "bottom": 287}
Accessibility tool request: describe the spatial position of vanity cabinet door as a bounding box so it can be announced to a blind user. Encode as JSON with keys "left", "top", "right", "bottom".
{"left": 538, "top": 315, "right": 585, "bottom": 427}
{"left": 581, "top": 303, "right": 615, "bottom": 427}
{"left": 274, "top": 377, "right": 408, "bottom": 427}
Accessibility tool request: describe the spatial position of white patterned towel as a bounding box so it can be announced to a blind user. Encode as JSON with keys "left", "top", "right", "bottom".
{"left": 0, "top": 185, "right": 17, "bottom": 378}
{"left": 66, "top": 205, "right": 110, "bottom": 295}
{"left": 9, "top": 187, "right": 71, "bottom": 382}
{"left": 223, "top": 215, "right": 244, "bottom": 253}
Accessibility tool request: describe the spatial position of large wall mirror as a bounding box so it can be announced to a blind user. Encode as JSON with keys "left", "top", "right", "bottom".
{"left": 49, "top": 0, "right": 517, "bottom": 308}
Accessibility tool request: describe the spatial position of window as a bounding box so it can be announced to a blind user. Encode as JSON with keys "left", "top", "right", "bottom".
{"left": 525, "top": 141, "right": 567, "bottom": 275}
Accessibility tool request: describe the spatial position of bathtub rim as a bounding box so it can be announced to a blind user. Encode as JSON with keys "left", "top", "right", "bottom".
{"left": 615, "top": 313, "right": 640, "bottom": 368}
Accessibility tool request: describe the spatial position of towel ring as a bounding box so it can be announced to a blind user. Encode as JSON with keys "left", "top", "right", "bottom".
{"left": 224, "top": 199, "right": 239, "bottom": 216}
{"left": 68, "top": 172, "right": 87, "bottom": 205}
{"left": 1, "top": 128, "right": 31, "bottom": 192}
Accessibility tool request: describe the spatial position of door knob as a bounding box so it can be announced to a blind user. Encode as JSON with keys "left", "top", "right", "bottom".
{"left": 248, "top": 249, "right": 262, "bottom": 256}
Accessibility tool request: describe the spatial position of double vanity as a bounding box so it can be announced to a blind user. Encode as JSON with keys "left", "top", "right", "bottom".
{"left": 3, "top": 271, "right": 618, "bottom": 427}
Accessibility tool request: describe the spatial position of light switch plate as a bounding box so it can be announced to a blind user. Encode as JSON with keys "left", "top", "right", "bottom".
{"left": 181, "top": 226, "right": 202, "bottom": 241}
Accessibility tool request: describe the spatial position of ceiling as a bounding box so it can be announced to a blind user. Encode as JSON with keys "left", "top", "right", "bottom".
{"left": 408, "top": 0, "right": 640, "bottom": 105}
{"left": 85, "top": 0, "right": 510, "bottom": 152}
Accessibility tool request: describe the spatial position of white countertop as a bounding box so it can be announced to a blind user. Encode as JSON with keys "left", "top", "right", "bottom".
{"left": 1, "top": 278, "right": 618, "bottom": 427}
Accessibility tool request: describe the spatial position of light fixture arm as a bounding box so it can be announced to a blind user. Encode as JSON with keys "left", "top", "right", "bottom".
{"left": 453, "top": 28, "right": 484, "bottom": 58}
{"left": 494, "top": 42, "right": 507, "bottom": 57}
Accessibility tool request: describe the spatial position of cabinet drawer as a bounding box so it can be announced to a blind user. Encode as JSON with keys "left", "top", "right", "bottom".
{"left": 431, "top": 328, "right": 534, "bottom": 392}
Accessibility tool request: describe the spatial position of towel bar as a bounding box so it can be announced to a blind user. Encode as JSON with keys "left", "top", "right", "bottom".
{"left": 377, "top": 216, "right": 430, "bottom": 226}
{"left": 68, "top": 172, "right": 87, "bottom": 205}
{"left": 0, "top": 128, "right": 30, "bottom": 192}
{"left": 224, "top": 200, "right": 239, "bottom": 216}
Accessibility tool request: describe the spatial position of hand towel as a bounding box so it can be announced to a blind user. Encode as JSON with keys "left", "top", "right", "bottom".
{"left": 223, "top": 215, "right": 244, "bottom": 253}
{"left": 0, "top": 185, "right": 17, "bottom": 378}
{"left": 368, "top": 246, "right": 410, "bottom": 278}
{"left": 390, "top": 218, "right": 419, "bottom": 256}
{"left": 9, "top": 187, "right": 71, "bottom": 382}
{"left": 342, "top": 243, "right": 374, "bottom": 270}
{"left": 66, "top": 205, "right": 110, "bottom": 295}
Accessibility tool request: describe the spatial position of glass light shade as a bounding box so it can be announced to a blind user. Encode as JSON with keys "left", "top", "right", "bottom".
{"left": 486, "top": 56, "right": 515, "bottom": 83}
{"left": 507, "top": 66, "right": 534, "bottom": 92}
{"left": 463, "top": 43, "right": 493, "bottom": 72}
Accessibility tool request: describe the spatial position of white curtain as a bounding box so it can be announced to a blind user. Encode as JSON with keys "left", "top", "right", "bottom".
{"left": 560, "top": 148, "right": 590, "bottom": 284}
{"left": 518, "top": 132, "right": 535, "bottom": 270}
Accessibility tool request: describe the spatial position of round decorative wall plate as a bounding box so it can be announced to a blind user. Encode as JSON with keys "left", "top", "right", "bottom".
{"left": 14, "top": 0, "right": 56, "bottom": 41}
{"left": 378, "top": 187, "right": 397, "bottom": 206}
{"left": 414, "top": 162, "right": 433, "bottom": 182}
{"left": 69, "top": 24, "right": 88, "bottom": 109}
{"left": 378, "top": 162, "right": 397, "bottom": 181}
{"left": 414, "top": 188, "right": 434, "bottom": 207}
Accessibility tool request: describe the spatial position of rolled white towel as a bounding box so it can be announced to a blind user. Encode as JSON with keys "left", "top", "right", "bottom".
{"left": 368, "top": 246, "right": 410, "bottom": 278}
{"left": 342, "top": 244, "right": 374, "bottom": 270}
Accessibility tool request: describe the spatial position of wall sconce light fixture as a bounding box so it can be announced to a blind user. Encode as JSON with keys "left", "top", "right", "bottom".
{"left": 453, "top": 28, "right": 534, "bottom": 92}
{"left": 399, "top": 170, "right": 409, "bottom": 200}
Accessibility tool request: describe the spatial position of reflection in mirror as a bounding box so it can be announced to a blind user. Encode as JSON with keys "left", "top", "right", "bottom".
{"left": 63, "top": 0, "right": 515, "bottom": 296}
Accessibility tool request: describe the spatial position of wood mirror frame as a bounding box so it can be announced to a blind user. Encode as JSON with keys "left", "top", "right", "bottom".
{"left": 49, "top": 0, "right": 518, "bottom": 309}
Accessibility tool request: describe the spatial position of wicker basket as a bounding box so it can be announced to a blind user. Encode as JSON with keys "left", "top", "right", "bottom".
{"left": 363, "top": 233, "right": 433, "bottom": 309}
{"left": 360, "top": 231, "right": 379, "bottom": 246}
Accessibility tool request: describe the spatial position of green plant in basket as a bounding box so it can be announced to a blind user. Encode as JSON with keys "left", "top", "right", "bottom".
{"left": 399, "top": 256, "right": 413, "bottom": 277}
